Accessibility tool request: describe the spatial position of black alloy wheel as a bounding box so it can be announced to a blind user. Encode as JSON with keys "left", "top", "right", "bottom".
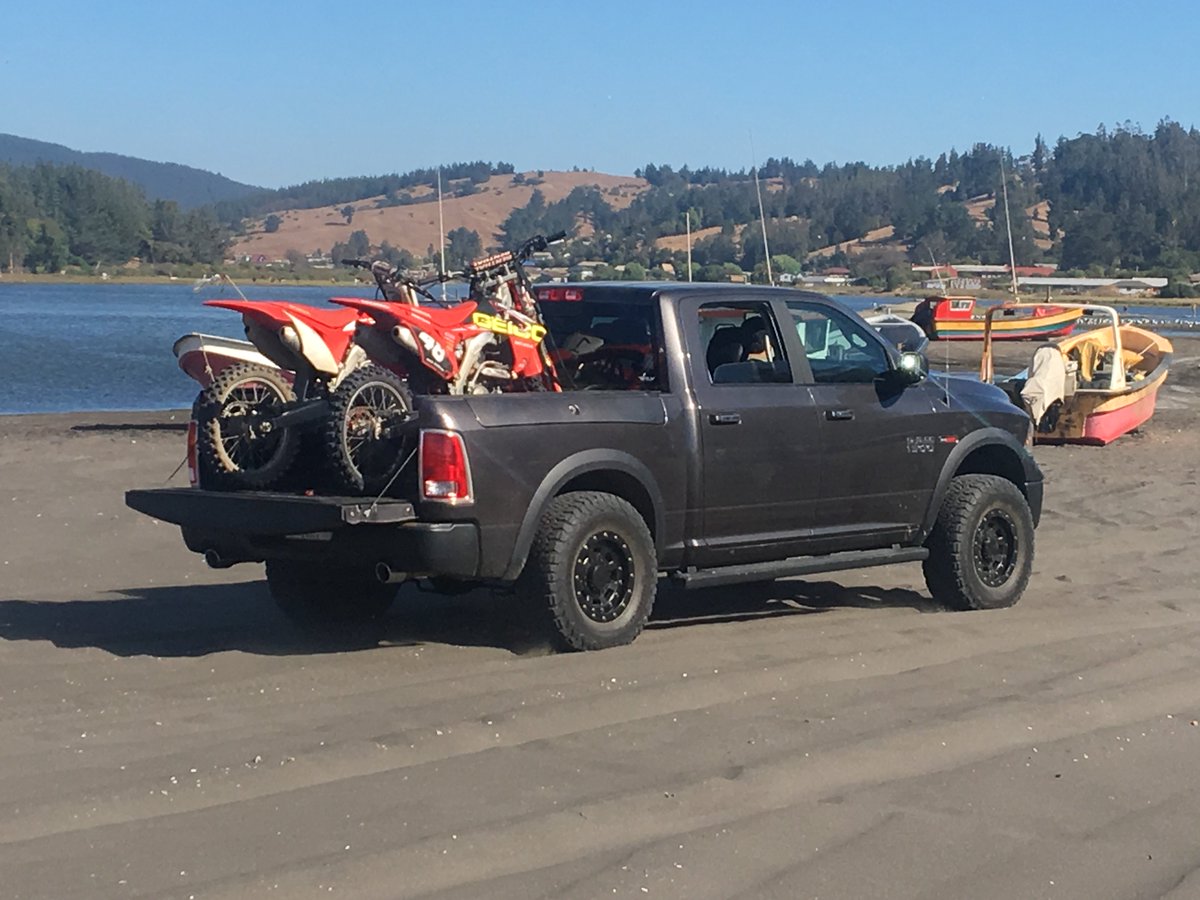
{"left": 973, "top": 509, "right": 1018, "bottom": 588}
{"left": 572, "top": 531, "right": 636, "bottom": 623}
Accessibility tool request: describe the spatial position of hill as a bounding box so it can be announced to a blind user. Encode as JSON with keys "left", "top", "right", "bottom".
{"left": 0, "top": 133, "right": 260, "bottom": 209}
{"left": 230, "top": 170, "right": 647, "bottom": 259}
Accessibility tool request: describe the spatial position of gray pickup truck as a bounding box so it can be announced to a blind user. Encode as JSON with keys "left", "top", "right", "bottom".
{"left": 127, "top": 283, "right": 1043, "bottom": 650}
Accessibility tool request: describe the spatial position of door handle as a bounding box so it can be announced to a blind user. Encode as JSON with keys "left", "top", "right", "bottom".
{"left": 825, "top": 408, "right": 855, "bottom": 421}
{"left": 709, "top": 413, "right": 742, "bottom": 425}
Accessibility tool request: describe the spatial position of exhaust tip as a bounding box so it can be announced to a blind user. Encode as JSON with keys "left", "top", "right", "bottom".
{"left": 204, "top": 549, "right": 232, "bottom": 569}
{"left": 376, "top": 562, "right": 407, "bottom": 584}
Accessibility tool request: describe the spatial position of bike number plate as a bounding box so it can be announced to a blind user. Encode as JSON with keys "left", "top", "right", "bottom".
{"left": 411, "top": 325, "right": 454, "bottom": 376}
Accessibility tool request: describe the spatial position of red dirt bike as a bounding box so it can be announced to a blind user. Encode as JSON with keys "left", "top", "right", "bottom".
{"left": 194, "top": 286, "right": 414, "bottom": 495}
{"left": 330, "top": 232, "right": 566, "bottom": 397}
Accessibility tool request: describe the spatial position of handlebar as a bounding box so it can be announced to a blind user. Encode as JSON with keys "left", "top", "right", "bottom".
{"left": 340, "top": 257, "right": 437, "bottom": 301}
{"left": 516, "top": 231, "right": 568, "bottom": 260}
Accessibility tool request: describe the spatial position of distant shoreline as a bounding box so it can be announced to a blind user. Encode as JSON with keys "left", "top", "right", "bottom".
{"left": 1, "top": 272, "right": 1198, "bottom": 308}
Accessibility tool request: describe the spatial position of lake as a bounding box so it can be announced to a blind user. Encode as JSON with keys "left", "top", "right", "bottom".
{"left": 0, "top": 282, "right": 1194, "bottom": 414}
{"left": 0, "top": 282, "right": 384, "bottom": 415}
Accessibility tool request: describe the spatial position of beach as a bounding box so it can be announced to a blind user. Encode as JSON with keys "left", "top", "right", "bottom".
{"left": 1, "top": 340, "right": 1199, "bottom": 899}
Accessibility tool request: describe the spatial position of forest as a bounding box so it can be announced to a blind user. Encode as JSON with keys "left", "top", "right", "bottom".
{"left": 3, "top": 122, "right": 1200, "bottom": 291}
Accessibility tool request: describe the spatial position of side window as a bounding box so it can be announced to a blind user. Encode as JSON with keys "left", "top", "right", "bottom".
{"left": 788, "top": 303, "right": 891, "bottom": 384}
{"left": 698, "top": 302, "right": 791, "bottom": 385}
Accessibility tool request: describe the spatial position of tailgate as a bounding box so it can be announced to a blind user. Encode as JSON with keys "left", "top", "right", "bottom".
{"left": 125, "top": 488, "right": 416, "bottom": 536}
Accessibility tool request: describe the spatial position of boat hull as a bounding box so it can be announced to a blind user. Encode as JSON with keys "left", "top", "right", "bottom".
{"left": 914, "top": 296, "right": 1083, "bottom": 341}
{"left": 1033, "top": 361, "right": 1169, "bottom": 446}
{"left": 933, "top": 312, "right": 1081, "bottom": 341}
{"left": 173, "top": 333, "right": 289, "bottom": 388}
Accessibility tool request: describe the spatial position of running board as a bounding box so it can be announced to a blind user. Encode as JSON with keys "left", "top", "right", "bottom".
{"left": 673, "top": 547, "right": 929, "bottom": 590}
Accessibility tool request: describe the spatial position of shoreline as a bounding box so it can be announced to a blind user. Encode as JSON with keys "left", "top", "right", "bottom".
{"left": 0, "top": 408, "right": 190, "bottom": 424}
{"left": 3, "top": 273, "right": 1200, "bottom": 308}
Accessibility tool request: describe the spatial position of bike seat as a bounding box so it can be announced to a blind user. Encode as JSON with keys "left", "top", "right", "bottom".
{"left": 281, "top": 303, "right": 360, "bottom": 330}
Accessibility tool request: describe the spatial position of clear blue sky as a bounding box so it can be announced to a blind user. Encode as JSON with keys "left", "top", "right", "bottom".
{"left": 3, "top": 0, "right": 1197, "bottom": 188}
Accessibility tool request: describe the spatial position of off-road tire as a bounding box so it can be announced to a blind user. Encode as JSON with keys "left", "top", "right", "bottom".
{"left": 265, "top": 559, "right": 398, "bottom": 629}
{"left": 195, "top": 364, "right": 299, "bottom": 490}
{"left": 516, "top": 491, "right": 656, "bottom": 651}
{"left": 923, "top": 474, "right": 1034, "bottom": 611}
{"left": 322, "top": 365, "right": 414, "bottom": 496}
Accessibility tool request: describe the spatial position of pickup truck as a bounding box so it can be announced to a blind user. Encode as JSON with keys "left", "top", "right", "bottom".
{"left": 126, "top": 284, "right": 1044, "bottom": 651}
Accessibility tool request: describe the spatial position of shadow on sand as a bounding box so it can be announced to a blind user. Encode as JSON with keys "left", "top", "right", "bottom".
{"left": 0, "top": 577, "right": 936, "bottom": 659}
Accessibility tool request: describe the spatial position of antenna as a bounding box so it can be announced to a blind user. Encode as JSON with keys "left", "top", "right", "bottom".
{"left": 928, "top": 249, "right": 950, "bottom": 407}
{"left": 999, "top": 155, "right": 1020, "bottom": 301}
{"left": 436, "top": 166, "right": 447, "bottom": 302}
{"left": 750, "top": 133, "right": 774, "bottom": 286}
{"left": 685, "top": 209, "right": 693, "bottom": 282}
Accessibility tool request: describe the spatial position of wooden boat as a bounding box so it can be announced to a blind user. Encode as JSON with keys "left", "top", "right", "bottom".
{"left": 865, "top": 312, "right": 929, "bottom": 353}
{"left": 173, "top": 333, "right": 289, "bottom": 388}
{"left": 980, "top": 304, "right": 1172, "bottom": 445}
{"left": 912, "top": 294, "right": 1082, "bottom": 341}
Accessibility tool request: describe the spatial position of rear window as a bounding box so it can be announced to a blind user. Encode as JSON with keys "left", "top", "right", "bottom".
{"left": 538, "top": 298, "right": 664, "bottom": 392}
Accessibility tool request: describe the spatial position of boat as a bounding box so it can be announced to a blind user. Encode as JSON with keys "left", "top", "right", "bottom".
{"left": 980, "top": 303, "right": 1172, "bottom": 445}
{"left": 865, "top": 312, "right": 929, "bottom": 353}
{"left": 911, "top": 294, "right": 1082, "bottom": 341}
{"left": 173, "top": 333, "right": 289, "bottom": 388}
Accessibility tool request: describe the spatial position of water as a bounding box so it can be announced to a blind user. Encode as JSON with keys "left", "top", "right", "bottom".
{"left": 0, "top": 285, "right": 1193, "bottom": 414}
{"left": 0, "top": 282, "right": 379, "bottom": 415}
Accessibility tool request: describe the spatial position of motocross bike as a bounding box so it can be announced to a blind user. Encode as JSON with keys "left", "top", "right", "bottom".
{"left": 330, "top": 232, "right": 567, "bottom": 397}
{"left": 194, "top": 291, "right": 414, "bottom": 495}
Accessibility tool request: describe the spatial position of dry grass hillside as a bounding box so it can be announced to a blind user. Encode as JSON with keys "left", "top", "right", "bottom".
{"left": 234, "top": 175, "right": 1055, "bottom": 264}
{"left": 230, "top": 171, "right": 648, "bottom": 259}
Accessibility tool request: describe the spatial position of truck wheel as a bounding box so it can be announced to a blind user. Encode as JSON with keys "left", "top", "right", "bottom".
{"left": 196, "top": 364, "right": 299, "bottom": 490}
{"left": 517, "top": 491, "right": 656, "bottom": 651}
{"left": 265, "top": 559, "right": 398, "bottom": 628}
{"left": 323, "top": 366, "right": 414, "bottom": 496}
{"left": 923, "top": 474, "right": 1034, "bottom": 611}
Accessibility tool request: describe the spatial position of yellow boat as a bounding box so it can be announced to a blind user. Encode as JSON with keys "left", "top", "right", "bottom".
{"left": 981, "top": 304, "right": 1173, "bottom": 445}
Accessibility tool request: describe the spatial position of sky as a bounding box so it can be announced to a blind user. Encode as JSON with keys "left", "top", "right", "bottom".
{"left": 3, "top": 0, "right": 1198, "bottom": 189}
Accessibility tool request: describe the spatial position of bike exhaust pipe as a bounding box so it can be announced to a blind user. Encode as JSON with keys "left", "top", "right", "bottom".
{"left": 375, "top": 562, "right": 408, "bottom": 584}
{"left": 392, "top": 325, "right": 419, "bottom": 354}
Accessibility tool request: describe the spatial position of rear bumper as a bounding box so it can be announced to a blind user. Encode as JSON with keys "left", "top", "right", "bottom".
{"left": 127, "top": 488, "right": 480, "bottom": 579}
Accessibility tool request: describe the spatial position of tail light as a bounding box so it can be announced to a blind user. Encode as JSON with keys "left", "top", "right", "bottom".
{"left": 419, "top": 430, "right": 472, "bottom": 503}
{"left": 186, "top": 420, "right": 199, "bottom": 487}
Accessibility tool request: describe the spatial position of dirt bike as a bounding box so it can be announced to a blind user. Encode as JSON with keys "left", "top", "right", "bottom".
{"left": 193, "top": 287, "right": 414, "bottom": 495}
{"left": 330, "top": 232, "right": 567, "bottom": 396}
{"left": 329, "top": 233, "right": 566, "bottom": 397}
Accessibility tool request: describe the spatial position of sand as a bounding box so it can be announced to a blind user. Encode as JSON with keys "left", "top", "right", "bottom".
{"left": 1, "top": 341, "right": 1199, "bottom": 899}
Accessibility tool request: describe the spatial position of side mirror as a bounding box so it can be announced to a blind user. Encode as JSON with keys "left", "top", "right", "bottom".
{"left": 894, "top": 351, "right": 926, "bottom": 385}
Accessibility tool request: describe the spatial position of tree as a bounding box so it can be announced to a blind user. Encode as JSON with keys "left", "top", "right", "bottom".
{"left": 26, "top": 221, "right": 67, "bottom": 273}
{"left": 341, "top": 205, "right": 354, "bottom": 225}
{"left": 445, "top": 227, "right": 482, "bottom": 269}
{"left": 771, "top": 254, "right": 802, "bottom": 276}
{"left": 264, "top": 214, "right": 282, "bottom": 233}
